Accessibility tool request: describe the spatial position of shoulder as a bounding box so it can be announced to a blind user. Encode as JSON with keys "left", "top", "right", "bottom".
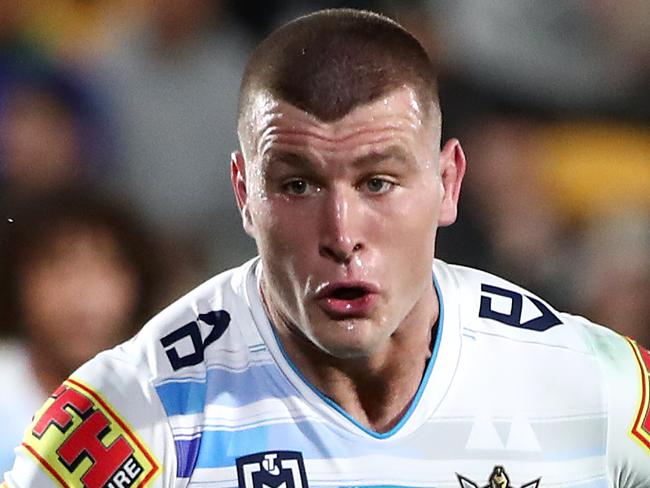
{"left": 586, "top": 326, "right": 650, "bottom": 484}
{"left": 436, "top": 260, "right": 650, "bottom": 483}
{"left": 436, "top": 259, "right": 642, "bottom": 365}
{"left": 3, "top": 259, "right": 260, "bottom": 487}
{"left": 3, "top": 343, "right": 177, "bottom": 487}
{"left": 436, "top": 259, "right": 600, "bottom": 351}
{"left": 73, "top": 258, "right": 262, "bottom": 415}
{"left": 133, "top": 258, "right": 263, "bottom": 380}
{"left": 435, "top": 260, "right": 605, "bottom": 407}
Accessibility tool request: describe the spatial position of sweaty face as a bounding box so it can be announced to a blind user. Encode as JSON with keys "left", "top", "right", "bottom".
{"left": 236, "top": 86, "right": 455, "bottom": 359}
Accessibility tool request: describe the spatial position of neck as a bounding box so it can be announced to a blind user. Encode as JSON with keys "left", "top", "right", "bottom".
{"left": 263, "top": 283, "right": 438, "bottom": 433}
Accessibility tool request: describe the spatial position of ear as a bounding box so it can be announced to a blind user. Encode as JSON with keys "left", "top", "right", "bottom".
{"left": 437, "top": 138, "right": 466, "bottom": 227}
{"left": 230, "top": 150, "right": 255, "bottom": 236}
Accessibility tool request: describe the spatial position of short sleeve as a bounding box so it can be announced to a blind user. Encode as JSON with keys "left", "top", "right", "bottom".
{"left": 2, "top": 348, "right": 177, "bottom": 488}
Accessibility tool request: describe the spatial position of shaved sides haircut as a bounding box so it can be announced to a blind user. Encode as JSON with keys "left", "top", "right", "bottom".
{"left": 238, "top": 9, "right": 439, "bottom": 140}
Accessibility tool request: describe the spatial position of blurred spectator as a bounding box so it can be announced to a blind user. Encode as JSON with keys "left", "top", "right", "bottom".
{"left": 537, "top": 121, "right": 650, "bottom": 345}
{"left": 437, "top": 113, "right": 650, "bottom": 342}
{"left": 574, "top": 211, "right": 650, "bottom": 347}
{"left": 0, "top": 187, "right": 167, "bottom": 473}
{"left": 423, "top": 0, "right": 649, "bottom": 119}
{"left": 231, "top": 0, "right": 381, "bottom": 36}
{"left": 0, "top": 62, "right": 114, "bottom": 222}
{"left": 7, "top": 0, "right": 150, "bottom": 63}
{"left": 94, "top": 0, "right": 256, "bottom": 275}
{"left": 539, "top": 121, "right": 650, "bottom": 220}
{"left": 438, "top": 113, "right": 574, "bottom": 309}
{"left": 0, "top": 0, "right": 45, "bottom": 86}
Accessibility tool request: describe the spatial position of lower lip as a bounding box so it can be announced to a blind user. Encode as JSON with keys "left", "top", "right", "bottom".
{"left": 317, "top": 293, "right": 378, "bottom": 318}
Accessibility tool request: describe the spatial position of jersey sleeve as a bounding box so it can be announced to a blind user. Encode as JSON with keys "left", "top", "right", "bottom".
{"left": 2, "top": 346, "right": 177, "bottom": 488}
{"left": 595, "top": 330, "right": 650, "bottom": 487}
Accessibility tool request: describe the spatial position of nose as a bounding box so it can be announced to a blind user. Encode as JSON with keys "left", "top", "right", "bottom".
{"left": 318, "top": 188, "right": 363, "bottom": 264}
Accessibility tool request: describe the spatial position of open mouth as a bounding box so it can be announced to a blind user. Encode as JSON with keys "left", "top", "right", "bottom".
{"left": 328, "top": 286, "right": 368, "bottom": 300}
{"left": 315, "top": 282, "right": 379, "bottom": 318}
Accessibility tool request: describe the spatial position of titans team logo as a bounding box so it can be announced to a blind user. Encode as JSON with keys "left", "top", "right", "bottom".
{"left": 236, "top": 451, "right": 309, "bottom": 488}
{"left": 458, "top": 466, "right": 540, "bottom": 488}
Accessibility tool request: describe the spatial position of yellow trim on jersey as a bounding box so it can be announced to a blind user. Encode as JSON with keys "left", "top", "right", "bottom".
{"left": 627, "top": 338, "right": 650, "bottom": 454}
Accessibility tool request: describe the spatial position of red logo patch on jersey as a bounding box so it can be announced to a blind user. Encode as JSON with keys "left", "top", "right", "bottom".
{"left": 628, "top": 338, "right": 650, "bottom": 453}
{"left": 22, "top": 378, "right": 159, "bottom": 488}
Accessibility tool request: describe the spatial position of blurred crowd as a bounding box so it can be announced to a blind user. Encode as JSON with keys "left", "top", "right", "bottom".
{"left": 0, "top": 0, "right": 648, "bottom": 473}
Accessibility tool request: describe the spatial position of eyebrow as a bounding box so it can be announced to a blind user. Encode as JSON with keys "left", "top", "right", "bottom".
{"left": 262, "top": 151, "right": 311, "bottom": 169}
{"left": 352, "top": 145, "right": 412, "bottom": 168}
{"left": 263, "top": 145, "right": 413, "bottom": 171}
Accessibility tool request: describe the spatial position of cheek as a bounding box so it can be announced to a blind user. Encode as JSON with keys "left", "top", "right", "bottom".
{"left": 378, "top": 191, "right": 439, "bottom": 290}
{"left": 251, "top": 201, "right": 320, "bottom": 307}
{"left": 251, "top": 199, "right": 315, "bottom": 255}
{"left": 384, "top": 187, "right": 439, "bottom": 244}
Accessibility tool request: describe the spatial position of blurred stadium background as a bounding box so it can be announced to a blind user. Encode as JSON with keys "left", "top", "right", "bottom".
{"left": 0, "top": 0, "right": 648, "bottom": 471}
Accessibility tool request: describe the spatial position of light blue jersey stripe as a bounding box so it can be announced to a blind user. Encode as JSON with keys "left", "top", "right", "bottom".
{"left": 156, "top": 380, "right": 207, "bottom": 416}
{"left": 193, "top": 421, "right": 358, "bottom": 469}
{"left": 155, "top": 362, "right": 292, "bottom": 416}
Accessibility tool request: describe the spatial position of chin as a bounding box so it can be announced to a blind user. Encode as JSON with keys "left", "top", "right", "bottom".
{"left": 314, "top": 325, "right": 384, "bottom": 359}
{"left": 320, "top": 343, "right": 374, "bottom": 360}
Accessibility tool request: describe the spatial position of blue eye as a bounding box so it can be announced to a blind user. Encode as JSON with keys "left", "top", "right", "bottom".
{"left": 283, "top": 179, "right": 318, "bottom": 195}
{"left": 365, "top": 178, "right": 393, "bottom": 193}
{"left": 287, "top": 180, "right": 307, "bottom": 194}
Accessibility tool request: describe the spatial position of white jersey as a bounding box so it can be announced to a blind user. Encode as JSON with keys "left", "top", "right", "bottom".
{"left": 4, "top": 258, "right": 650, "bottom": 488}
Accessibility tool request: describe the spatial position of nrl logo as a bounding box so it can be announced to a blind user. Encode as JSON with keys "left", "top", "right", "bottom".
{"left": 236, "top": 451, "right": 309, "bottom": 488}
{"left": 457, "top": 466, "right": 540, "bottom": 488}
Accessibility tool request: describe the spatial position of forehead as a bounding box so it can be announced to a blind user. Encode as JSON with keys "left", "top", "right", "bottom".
{"left": 241, "top": 86, "right": 439, "bottom": 160}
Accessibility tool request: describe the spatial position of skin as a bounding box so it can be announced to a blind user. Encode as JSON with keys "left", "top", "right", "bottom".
{"left": 232, "top": 85, "right": 466, "bottom": 432}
